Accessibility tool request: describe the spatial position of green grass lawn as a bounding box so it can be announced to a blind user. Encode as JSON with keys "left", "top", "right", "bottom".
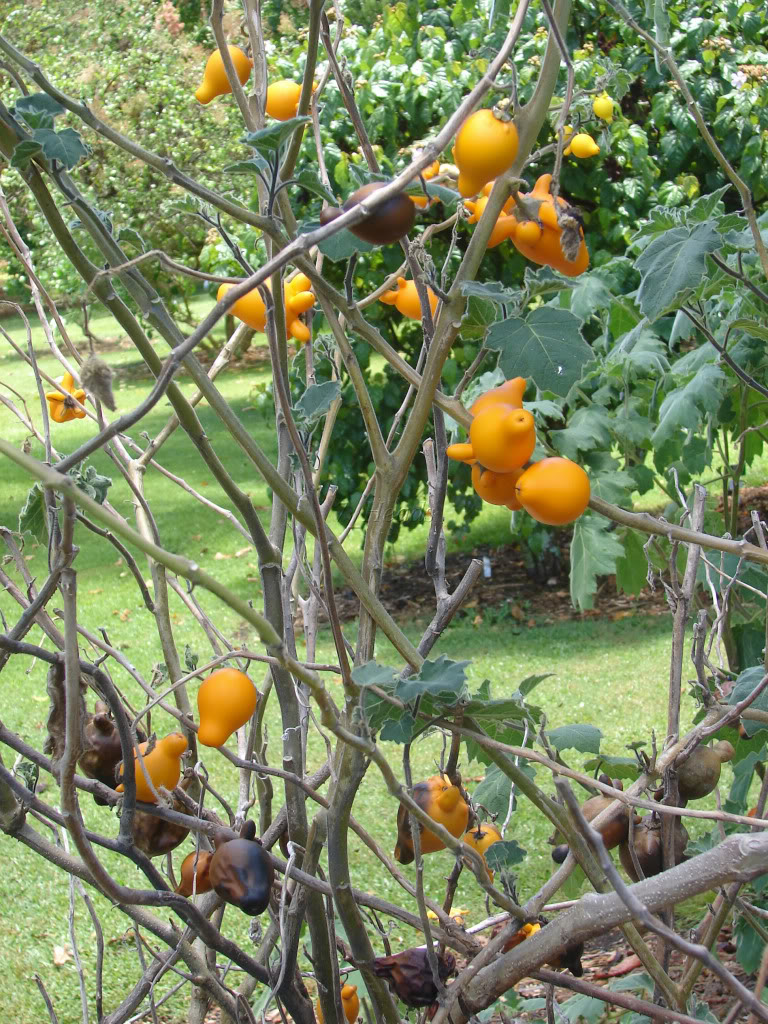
{"left": 0, "top": 299, "right": 761, "bottom": 1021}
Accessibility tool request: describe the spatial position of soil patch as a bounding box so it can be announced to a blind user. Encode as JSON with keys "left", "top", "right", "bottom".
{"left": 333, "top": 540, "right": 668, "bottom": 627}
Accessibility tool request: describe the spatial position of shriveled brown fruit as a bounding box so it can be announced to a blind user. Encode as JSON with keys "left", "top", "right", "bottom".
{"left": 619, "top": 816, "right": 689, "bottom": 882}
{"left": 677, "top": 741, "right": 735, "bottom": 802}
{"left": 176, "top": 850, "right": 214, "bottom": 897}
{"left": 319, "top": 182, "right": 416, "bottom": 245}
{"left": 371, "top": 948, "right": 456, "bottom": 1007}
{"left": 551, "top": 778, "right": 638, "bottom": 861}
{"left": 132, "top": 777, "right": 196, "bottom": 857}
{"left": 209, "top": 819, "right": 275, "bottom": 915}
{"left": 78, "top": 703, "right": 146, "bottom": 805}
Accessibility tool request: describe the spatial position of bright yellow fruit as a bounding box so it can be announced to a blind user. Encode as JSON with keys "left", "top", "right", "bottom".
{"left": 453, "top": 108, "right": 519, "bottom": 198}
{"left": 515, "top": 457, "right": 590, "bottom": 525}
{"left": 593, "top": 93, "right": 614, "bottom": 122}
{"left": 195, "top": 46, "right": 252, "bottom": 104}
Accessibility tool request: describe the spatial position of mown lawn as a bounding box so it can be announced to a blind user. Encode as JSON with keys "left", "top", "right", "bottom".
{"left": 0, "top": 298, "right": 758, "bottom": 1022}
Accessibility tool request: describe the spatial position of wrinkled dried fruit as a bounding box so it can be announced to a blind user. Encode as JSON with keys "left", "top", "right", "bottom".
{"left": 78, "top": 703, "right": 146, "bottom": 805}
{"left": 619, "top": 816, "right": 689, "bottom": 882}
{"left": 372, "top": 947, "right": 456, "bottom": 1007}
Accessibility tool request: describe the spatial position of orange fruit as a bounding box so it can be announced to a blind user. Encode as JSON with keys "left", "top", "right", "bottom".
{"left": 453, "top": 109, "right": 519, "bottom": 198}
{"left": 515, "top": 457, "right": 590, "bottom": 525}
{"left": 195, "top": 46, "right": 252, "bottom": 104}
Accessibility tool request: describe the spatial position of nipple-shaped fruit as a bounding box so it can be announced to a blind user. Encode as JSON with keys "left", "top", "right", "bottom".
{"left": 379, "top": 277, "right": 438, "bottom": 320}
{"left": 197, "top": 667, "right": 258, "bottom": 748}
{"left": 116, "top": 733, "right": 188, "bottom": 804}
{"left": 217, "top": 282, "right": 267, "bottom": 332}
{"left": 195, "top": 46, "right": 252, "bottom": 104}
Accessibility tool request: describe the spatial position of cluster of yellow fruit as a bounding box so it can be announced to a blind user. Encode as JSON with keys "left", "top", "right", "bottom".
{"left": 448, "top": 377, "right": 591, "bottom": 526}
{"left": 194, "top": 47, "right": 613, "bottom": 336}
{"left": 195, "top": 45, "right": 312, "bottom": 121}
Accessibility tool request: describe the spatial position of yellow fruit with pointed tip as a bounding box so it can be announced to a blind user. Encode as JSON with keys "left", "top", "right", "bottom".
{"left": 510, "top": 173, "right": 589, "bottom": 277}
{"left": 515, "top": 457, "right": 590, "bottom": 525}
{"left": 466, "top": 405, "right": 536, "bottom": 474}
{"left": 453, "top": 108, "right": 519, "bottom": 198}
{"left": 567, "top": 133, "right": 600, "bottom": 158}
{"left": 265, "top": 79, "right": 317, "bottom": 121}
{"left": 195, "top": 46, "right": 252, "bottom": 104}
{"left": 462, "top": 822, "right": 503, "bottom": 881}
{"left": 46, "top": 371, "right": 87, "bottom": 422}
{"left": 116, "top": 733, "right": 188, "bottom": 804}
{"left": 593, "top": 93, "right": 614, "bottom": 122}
{"left": 380, "top": 277, "right": 438, "bottom": 320}
{"left": 470, "top": 377, "right": 527, "bottom": 416}
{"left": 197, "top": 668, "right": 258, "bottom": 747}
{"left": 218, "top": 275, "right": 315, "bottom": 341}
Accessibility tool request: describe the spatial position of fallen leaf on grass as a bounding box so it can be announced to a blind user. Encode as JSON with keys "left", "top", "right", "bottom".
{"left": 53, "top": 944, "right": 73, "bottom": 966}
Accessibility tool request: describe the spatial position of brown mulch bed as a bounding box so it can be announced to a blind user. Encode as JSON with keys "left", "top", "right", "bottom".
{"left": 332, "top": 540, "right": 669, "bottom": 628}
{"left": 716, "top": 485, "right": 768, "bottom": 538}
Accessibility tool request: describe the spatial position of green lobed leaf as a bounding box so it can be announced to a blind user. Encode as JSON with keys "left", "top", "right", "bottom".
{"left": 394, "top": 654, "right": 469, "bottom": 705}
{"left": 352, "top": 661, "right": 398, "bottom": 688}
{"left": 729, "top": 667, "right": 768, "bottom": 735}
{"left": 615, "top": 528, "right": 649, "bottom": 597}
{"left": 583, "top": 754, "right": 642, "bottom": 780}
{"left": 242, "top": 116, "right": 310, "bottom": 156}
{"left": 10, "top": 139, "right": 43, "bottom": 170}
{"left": 550, "top": 407, "right": 613, "bottom": 461}
{"left": 570, "top": 513, "right": 624, "bottom": 610}
{"left": 558, "top": 992, "right": 605, "bottom": 1024}
{"left": 380, "top": 714, "right": 417, "bottom": 743}
{"left": 459, "top": 294, "right": 499, "bottom": 343}
{"left": 471, "top": 765, "right": 514, "bottom": 819}
{"left": 301, "top": 220, "right": 376, "bottom": 261}
{"left": 548, "top": 723, "right": 602, "bottom": 754}
{"left": 651, "top": 364, "right": 728, "bottom": 448}
{"left": 34, "top": 127, "right": 90, "bottom": 170}
{"left": 12, "top": 92, "right": 65, "bottom": 130}
{"left": 292, "top": 169, "right": 338, "bottom": 205}
{"left": 734, "top": 911, "right": 767, "bottom": 974}
{"left": 486, "top": 308, "right": 592, "bottom": 397}
{"left": 68, "top": 464, "right": 112, "bottom": 504}
{"left": 224, "top": 157, "right": 271, "bottom": 177}
{"left": 116, "top": 226, "right": 146, "bottom": 252}
{"left": 18, "top": 483, "right": 47, "bottom": 542}
{"left": 484, "top": 839, "right": 527, "bottom": 871}
{"left": 460, "top": 280, "right": 519, "bottom": 305}
{"left": 294, "top": 380, "right": 341, "bottom": 426}
{"left": 635, "top": 223, "right": 723, "bottom": 321}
